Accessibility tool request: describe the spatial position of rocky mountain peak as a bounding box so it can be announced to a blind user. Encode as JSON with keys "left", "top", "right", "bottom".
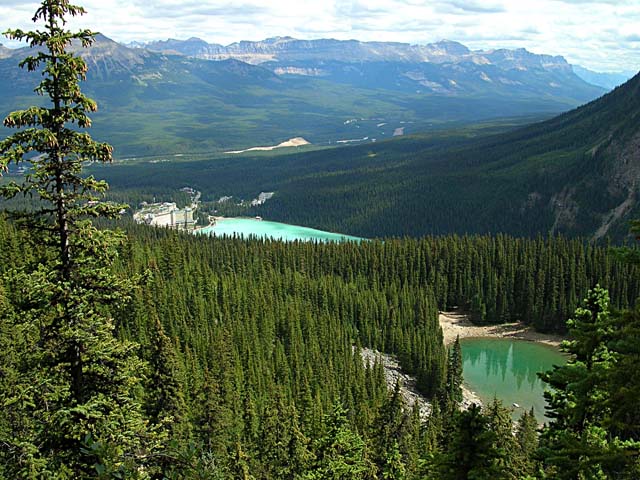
{"left": 481, "top": 47, "right": 570, "bottom": 71}
{"left": 140, "top": 36, "right": 581, "bottom": 72}
{"left": 430, "top": 40, "right": 471, "bottom": 56}
{"left": 93, "top": 33, "right": 115, "bottom": 44}
{"left": 114, "top": 35, "right": 604, "bottom": 95}
{"left": 263, "top": 36, "right": 296, "bottom": 43}
{"left": 64, "top": 34, "right": 154, "bottom": 80}
{"left": 180, "top": 37, "right": 217, "bottom": 50}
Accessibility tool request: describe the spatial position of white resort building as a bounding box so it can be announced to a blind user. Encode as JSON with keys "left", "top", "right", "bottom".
{"left": 134, "top": 202, "right": 196, "bottom": 231}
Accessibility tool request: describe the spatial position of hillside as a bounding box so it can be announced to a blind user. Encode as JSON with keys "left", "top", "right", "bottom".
{"left": 92, "top": 72, "right": 640, "bottom": 241}
{"left": 258, "top": 70, "right": 640, "bottom": 240}
{"left": 0, "top": 35, "right": 604, "bottom": 156}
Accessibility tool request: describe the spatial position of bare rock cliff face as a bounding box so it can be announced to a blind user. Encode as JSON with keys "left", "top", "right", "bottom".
{"left": 591, "top": 131, "right": 640, "bottom": 240}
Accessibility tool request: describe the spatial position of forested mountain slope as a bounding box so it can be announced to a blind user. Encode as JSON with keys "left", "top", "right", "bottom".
{"left": 94, "top": 71, "right": 640, "bottom": 240}
{"left": 255, "top": 70, "right": 640, "bottom": 240}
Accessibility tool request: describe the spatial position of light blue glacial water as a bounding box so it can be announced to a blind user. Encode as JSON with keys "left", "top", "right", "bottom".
{"left": 196, "top": 218, "right": 363, "bottom": 242}
{"left": 461, "top": 337, "right": 567, "bottom": 422}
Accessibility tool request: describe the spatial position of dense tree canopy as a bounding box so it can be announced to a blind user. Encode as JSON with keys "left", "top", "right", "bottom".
{"left": 1, "top": 1, "right": 640, "bottom": 478}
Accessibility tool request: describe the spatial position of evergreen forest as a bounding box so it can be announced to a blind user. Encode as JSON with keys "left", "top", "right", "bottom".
{"left": 1, "top": 1, "right": 639, "bottom": 478}
{"left": 2, "top": 219, "right": 640, "bottom": 477}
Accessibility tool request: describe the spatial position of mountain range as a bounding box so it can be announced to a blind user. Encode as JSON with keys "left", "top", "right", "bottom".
{"left": 0, "top": 35, "right": 610, "bottom": 156}
{"left": 2, "top": 33, "right": 639, "bottom": 239}
{"left": 139, "top": 36, "right": 608, "bottom": 98}
{"left": 140, "top": 36, "right": 565, "bottom": 65}
{"left": 139, "top": 36, "right": 634, "bottom": 91}
{"left": 1, "top": 33, "right": 638, "bottom": 239}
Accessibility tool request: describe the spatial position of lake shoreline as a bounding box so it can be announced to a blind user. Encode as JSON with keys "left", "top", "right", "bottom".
{"left": 439, "top": 311, "right": 564, "bottom": 348}
{"left": 439, "top": 311, "right": 565, "bottom": 409}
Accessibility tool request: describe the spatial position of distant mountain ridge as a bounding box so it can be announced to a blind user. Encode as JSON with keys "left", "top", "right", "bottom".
{"left": 1, "top": 35, "right": 606, "bottom": 99}
{"left": 140, "top": 36, "right": 569, "bottom": 69}
{"left": 571, "top": 65, "right": 634, "bottom": 90}
{"left": 137, "top": 36, "right": 604, "bottom": 99}
{"left": 0, "top": 34, "right": 612, "bottom": 156}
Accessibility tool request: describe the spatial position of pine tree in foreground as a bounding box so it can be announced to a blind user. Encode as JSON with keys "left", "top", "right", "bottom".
{"left": 0, "top": 1, "right": 158, "bottom": 476}
{"left": 541, "top": 222, "right": 640, "bottom": 480}
{"left": 437, "top": 403, "right": 507, "bottom": 480}
{"left": 539, "top": 285, "right": 640, "bottom": 479}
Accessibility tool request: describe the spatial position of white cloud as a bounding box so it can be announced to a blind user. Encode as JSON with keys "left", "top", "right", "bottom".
{"left": 0, "top": 0, "right": 637, "bottom": 72}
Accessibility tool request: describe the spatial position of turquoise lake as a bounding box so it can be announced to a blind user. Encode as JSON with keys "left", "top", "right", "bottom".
{"left": 196, "top": 218, "right": 363, "bottom": 242}
{"left": 461, "top": 337, "right": 566, "bottom": 422}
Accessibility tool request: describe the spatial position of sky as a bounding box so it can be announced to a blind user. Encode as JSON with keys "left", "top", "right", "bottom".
{"left": 0, "top": 0, "right": 638, "bottom": 72}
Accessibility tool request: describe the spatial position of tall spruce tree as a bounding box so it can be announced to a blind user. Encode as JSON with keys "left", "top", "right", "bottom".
{"left": 514, "top": 408, "right": 539, "bottom": 477}
{"left": 303, "top": 402, "right": 377, "bottom": 479}
{"left": 485, "top": 397, "right": 519, "bottom": 479}
{"left": 444, "top": 335, "right": 463, "bottom": 408}
{"left": 539, "top": 285, "right": 640, "bottom": 479}
{"left": 538, "top": 220, "right": 640, "bottom": 479}
{"left": 0, "top": 1, "right": 156, "bottom": 476}
{"left": 437, "top": 404, "right": 508, "bottom": 480}
{"left": 538, "top": 287, "right": 614, "bottom": 479}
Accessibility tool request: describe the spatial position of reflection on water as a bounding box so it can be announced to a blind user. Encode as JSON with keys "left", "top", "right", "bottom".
{"left": 465, "top": 342, "right": 545, "bottom": 391}
{"left": 461, "top": 338, "right": 566, "bottom": 422}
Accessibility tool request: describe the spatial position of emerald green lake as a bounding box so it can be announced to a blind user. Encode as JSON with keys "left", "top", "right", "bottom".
{"left": 196, "top": 218, "right": 363, "bottom": 242}
{"left": 461, "top": 338, "right": 566, "bottom": 422}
